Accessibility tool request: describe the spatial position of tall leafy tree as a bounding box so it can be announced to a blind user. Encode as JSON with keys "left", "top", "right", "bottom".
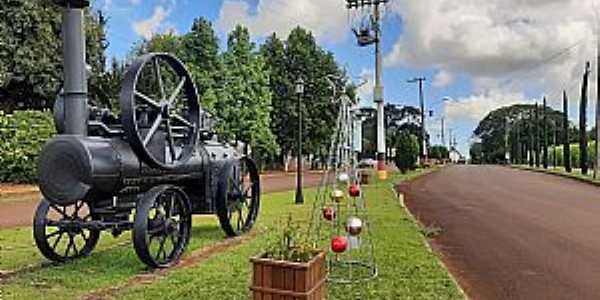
{"left": 179, "top": 17, "right": 224, "bottom": 111}
{"left": 261, "top": 27, "right": 344, "bottom": 166}
{"left": 260, "top": 33, "right": 291, "bottom": 164}
{"left": 564, "top": 90, "right": 572, "bottom": 172}
{"left": 284, "top": 27, "right": 342, "bottom": 158}
{"left": 0, "top": 0, "right": 107, "bottom": 111}
{"left": 474, "top": 104, "right": 563, "bottom": 164}
{"left": 580, "top": 62, "right": 591, "bottom": 174}
{"left": 542, "top": 97, "right": 548, "bottom": 169}
{"left": 534, "top": 103, "right": 540, "bottom": 167}
{"left": 219, "top": 25, "right": 278, "bottom": 161}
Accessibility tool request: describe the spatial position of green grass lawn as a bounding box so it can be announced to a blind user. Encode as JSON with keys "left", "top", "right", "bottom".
{"left": 514, "top": 165, "right": 600, "bottom": 185}
{"left": 0, "top": 169, "right": 463, "bottom": 299}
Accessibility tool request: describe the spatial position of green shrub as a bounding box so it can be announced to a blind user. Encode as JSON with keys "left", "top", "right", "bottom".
{"left": 548, "top": 143, "right": 598, "bottom": 170}
{"left": 429, "top": 145, "right": 449, "bottom": 160}
{"left": 394, "top": 132, "right": 419, "bottom": 173}
{"left": 0, "top": 110, "right": 55, "bottom": 183}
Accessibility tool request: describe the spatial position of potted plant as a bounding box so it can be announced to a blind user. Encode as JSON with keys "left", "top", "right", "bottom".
{"left": 250, "top": 215, "right": 326, "bottom": 300}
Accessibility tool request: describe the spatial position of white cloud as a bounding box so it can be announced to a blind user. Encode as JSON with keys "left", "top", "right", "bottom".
{"left": 129, "top": 0, "right": 141, "bottom": 5}
{"left": 356, "top": 68, "right": 375, "bottom": 107}
{"left": 432, "top": 70, "right": 453, "bottom": 88}
{"left": 444, "top": 90, "right": 527, "bottom": 122}
{"left": 132, "top": 6, "right": 171, "bottom": 40}
{"left": 216, "top": 0, "right": 349, "bottom": 43}
{"left": 384, "top": 0, "right": 598, "bottom": 128}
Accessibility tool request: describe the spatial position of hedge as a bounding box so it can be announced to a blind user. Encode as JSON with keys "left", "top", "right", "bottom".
{"left": 548, "top": 143, "right": 598, "bottom": 169}
{"left": 0, "top": 110, "right": 56, "bottom": 183}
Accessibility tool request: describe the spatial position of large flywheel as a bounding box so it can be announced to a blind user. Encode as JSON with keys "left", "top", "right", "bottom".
{"left": 120, "top": 53, "right": 200, "bottom": 169}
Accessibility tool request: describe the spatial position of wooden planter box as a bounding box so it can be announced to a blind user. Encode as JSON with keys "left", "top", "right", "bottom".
{"left": 250, "top": 251, "right": 326, "bottom": 300}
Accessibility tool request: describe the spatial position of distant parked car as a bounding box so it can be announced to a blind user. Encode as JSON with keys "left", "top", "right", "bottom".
{"left": 358, "top": 158, "right": 377, "bottom": 169}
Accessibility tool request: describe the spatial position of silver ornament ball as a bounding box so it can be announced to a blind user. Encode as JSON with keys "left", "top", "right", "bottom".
{"left": 345, "top": 217, "right": 363, "bottom": 236}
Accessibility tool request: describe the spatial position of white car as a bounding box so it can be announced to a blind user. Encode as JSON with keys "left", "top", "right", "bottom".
{"left": 358, "top": 158, "right": 377, "bottom": 169}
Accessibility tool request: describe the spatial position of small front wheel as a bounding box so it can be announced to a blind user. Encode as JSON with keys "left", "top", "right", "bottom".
{"left": 133, "top": 185, "right": 192, "bottom": 268}
{"left": 33, "top": 199, "right": 100, "bottom": 262}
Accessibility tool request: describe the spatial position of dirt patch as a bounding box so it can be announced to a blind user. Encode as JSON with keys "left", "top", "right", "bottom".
{"left": 0, "top": 171, "right": 324, "bottom": 229}
{"left": 82, "top": 232, "right": 257, "bottom": 300}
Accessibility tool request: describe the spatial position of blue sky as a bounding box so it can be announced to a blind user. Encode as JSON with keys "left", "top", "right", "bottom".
{"left": 95, "top": 0, "right": 599, "bottom": 156}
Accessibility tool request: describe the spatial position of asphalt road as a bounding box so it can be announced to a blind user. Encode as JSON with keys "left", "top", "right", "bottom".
{"left": 402, "top": 165, "right": 600, "bottom": 300}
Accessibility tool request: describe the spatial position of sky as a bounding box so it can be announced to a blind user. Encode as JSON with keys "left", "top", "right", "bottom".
{"left": 95, "top": 0, "right": 600, "bottom": 156}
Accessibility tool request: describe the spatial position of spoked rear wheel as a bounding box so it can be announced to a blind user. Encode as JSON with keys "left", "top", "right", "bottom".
{"left": 216, "top": 157, "right": 260, "bottom": 237}
{"left": 33, "top": 199, "right": 100, "bottom": 262}
{"left": 133, "top": 185, "right": 192, "bottom": 268}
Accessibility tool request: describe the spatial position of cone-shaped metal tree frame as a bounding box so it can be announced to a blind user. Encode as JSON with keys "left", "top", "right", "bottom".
{"left": 309, "top": 96, "right": 377, "bottom": 284}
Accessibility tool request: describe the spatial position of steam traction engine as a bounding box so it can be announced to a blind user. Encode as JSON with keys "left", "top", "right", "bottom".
{"left": 34, "top": 0, "right": 260, "bottom": 268}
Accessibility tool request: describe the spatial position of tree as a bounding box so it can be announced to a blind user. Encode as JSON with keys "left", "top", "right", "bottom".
{"left": 542, "top": 97, "right": 548, "bottom": 169}
{"left": 385, "top": 104, "right": 429, "bottom": 159}
{"left": 0, "top": 0, "right": 107, "bottom": 111}
{"left": 474, "top": 104, "right": 564, "bottom": 164}
{"left": 218, "top": 25, "right": 278, "bottom": 162}
{"left": 179, "top": 17, "right": 224, "bottom": 111}
{"left": 564, "top": 90, "right": 572, "bottom": 172}
{"left": 261, "top": 27, "right": 344, "bottom": 166}
{"left": 260, "top": 33, "right": 291, "bottom": 165}
{"left": 580, "top": 62, "right": 591, "bottom": 174}
{"left": 394, "top": 132, "right": 419, "bottom": 173}
{"left": 429, "top": 145, "right": 449, "bottom": 160}
{"left": 534, "top": 103, "right": 540, "bottom": 167}
{"left": 470, "top": 142, "right": 483, "bottom": 164}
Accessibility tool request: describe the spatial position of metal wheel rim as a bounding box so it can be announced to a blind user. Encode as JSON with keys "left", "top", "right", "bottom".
{"left": 134, "top": 186, "right": 191, "bottom": 268}
{"left": 226, "top": 158, "right": 260, "bottom": 235}
{"left": 33, "top": 199, "right": 99, "bottom": 262}
{"left": 120, "top": 53, "right": 200, "bottom": 169}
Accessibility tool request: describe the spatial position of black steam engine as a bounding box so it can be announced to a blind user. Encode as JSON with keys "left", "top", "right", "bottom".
{"left": 34, "top": 0, "right": 260, "bottom": 268}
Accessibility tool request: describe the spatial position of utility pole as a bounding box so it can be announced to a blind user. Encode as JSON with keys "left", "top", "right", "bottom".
{"left": 408, "top": 77, "right": 427, "bottom": 162}
{"left": 596, "top": 19, "right": 600, "bottom": 178}
{"left": 564, "top": 90, "right": 572, "bottom": 172}
{"left": 553, "top": 120, "right": 558, "bottom": 168}
{"left": 346, "top": 0, "right": 388, "bottom": 180}
{"left": 441, "top": 117, "right": 445, "bottom": 147}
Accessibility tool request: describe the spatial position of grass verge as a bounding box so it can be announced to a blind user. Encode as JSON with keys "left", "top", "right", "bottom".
{"left": 1, "top": 169, "right": 463, "bottom": 299}
{"left": 512, "top": 165, "right": 600, "bottom": 187}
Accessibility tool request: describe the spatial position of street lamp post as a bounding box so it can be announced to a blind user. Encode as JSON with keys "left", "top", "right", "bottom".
{"left": 295, "top": 78, "right": 305, "bottom": 205}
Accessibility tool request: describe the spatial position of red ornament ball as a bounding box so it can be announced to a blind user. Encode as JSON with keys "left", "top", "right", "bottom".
{"left": 322, "top": 207, "right": 335, "bottom": 221}
{"left": 331, "top": 236, "right": 348, "bottom": 253}
{"left": 349, "top": 184, "right": 361, "bottom": 197}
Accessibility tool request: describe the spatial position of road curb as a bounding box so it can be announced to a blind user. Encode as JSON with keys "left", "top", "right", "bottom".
{"left": 510, "top": 166, "right": 600, "bottom": 188}
{"left": 392, "top": 168, "right": 470, "bottom": 300}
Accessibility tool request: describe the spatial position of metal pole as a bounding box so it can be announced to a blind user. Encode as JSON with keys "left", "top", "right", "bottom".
{"left": 374, "top": 4, "right": 386, "bottom": 179}
{"left": 419, "top": 79, "right": 426, "bottom": 160}
{"left": 62, "top": 7, "right": 88, "bottom": 135}
{"left": 505, "top": 116, "right": 510, "bottom": 163}
{"left": 441, "top": 117, "right": 445, "bottom": 147}
{"left": 553, "top": 121, "right": 558, "bottom": 168}
{"left": 516, "top": 115, "right": 521, "bottom": 164}
{"left": 295, "top": 85, "right": 304, "bottom": 204}
{"left": 596, "top": 20, "right": 600, "bottom": 178}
